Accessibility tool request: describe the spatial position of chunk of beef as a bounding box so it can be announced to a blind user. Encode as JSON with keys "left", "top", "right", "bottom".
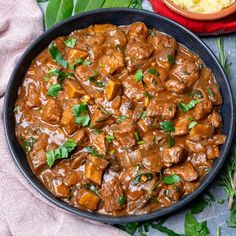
{"left": 147, "top": 32, "right": 178, "bottom": 51}
{"left": 125, "top": 40, "right": 153, "bottom": 60}
{"left": 123, "top": 75, "right": 145, "bottom": 102}
{"left": 162, "top": 145, "right": 186, "bottom": 167}
{"left": 70, "top": 153, "right": 87, "bottom": 169}
{"left": 26, "top": 83, "right": 41, "bottom": 108}
{"left": 166, "top": 78, "right": 186, "bottom": 94}
{"left": 41, "top": 99, "right": 62, "bottom": 125}
{"left": 100, "top": 50, "right": 124, "bottom": 75}
{"left": 93, "top": 24, "right": 117, "bottom": 33}
{"left": 127, "top": 22, "right": 149, "bottom": 40}
{"left": 66, "top": 48, "right": 88, "bottom": 64}
{"left": 186, "top": 140, "right": 206, "bottom": 153}
{"left": 172, "top": 60, "right": 199, "bottom": 88}
{"left": 63, "top": 171, "right": 81, "bottom": 186}
{"left": 156, "top": 47, "right": 176, "bottom": 68}
{"left": 142, "top": 149, "right": 163, "bottom": 172}
{"left": 165, "top": 162, "right": 198, "bottom": 182}
{"left": 90, "top": 105, "right": 111, "bottom": 128}
{"left": 52, "top": 181, "right": 69, "bottom": 198}
{"left": 183, "top": 181, "right": 200, "bottom": 194}
{"left": 105, "top": 79, "right": 122, "bottom": 101}
{"left": 158, "top": 182, "right": 183, "bottom": 207}
{"left": 128, "top": 194, "right": 149, "bottom": 212}
{"left": 206, "top": 145, "right": 220, "bottom": 160}
{"left": 114, "top": 118, "right": 136, "bottom": 149}
{"left": 63, "top": 79, "right": 86, "bottom": 98}
{"left": 104, "top": 28, "right": 127, "bottom": 48}
{"left": 77, "top": 188, "right": 100, "bottom": 211}
{"left": 72, "top": 129, "right": 87, "bottom": 144}
{"left": 101, "top": 178, "right": 124, "bottom": 213}
{"left": 90, "top": 132, "right": 107, "bottom": 155}
{"left": 173, "top": 115, "right": 191, "bottom": 136}
{"left": 193, "top": 100, "right": 213, "bottom": 120}
{"left": 29, "top": 149, "right": 46, "bottom": 173}
{"left": 60, "top": 106, "right": 77, "bottom": 135}
{"left": 213, "top": 134, "right": 226, "bottom": 145}
{"left": 207, "top": 111, "right": 222, "bottom": 128}
{"left": 146, "top": 100, "right": 176, "bottom": 120}
{"left": 75, "top": 65, "right": 94, "bottom": 81}
{"left": 189, "top": 124, "right": 214, "bottom": 141}
{"left": 85, "top": 155, "right": 109, "bottom": 185}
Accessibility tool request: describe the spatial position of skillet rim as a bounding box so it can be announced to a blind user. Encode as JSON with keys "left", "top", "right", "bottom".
{"left": 3, "top": 8, "right": 235, "bottom": 224}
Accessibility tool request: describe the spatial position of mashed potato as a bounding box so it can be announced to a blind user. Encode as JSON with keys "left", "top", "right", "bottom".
{"left": 172, "top": 0, "right": 235, "bottom": 13}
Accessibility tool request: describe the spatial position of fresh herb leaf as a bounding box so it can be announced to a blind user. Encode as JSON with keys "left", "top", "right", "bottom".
{"left": 75, "top": 0, "right": 105, "bottom": 14}
{"left": 118, "top": 195, "right": 126, "bottom": 206}
{"left": 48, "top": 43, "right": 68, "bottom": 68}
{"left": 217, "top": 199, "right": 225, "bottom": 204}
{"left": 227, "top": 202, "right": 236, "bottom": 228}
{"left": 46, "top": 139, "right": 77, "bottom": 168}
{"left": 191, "top": 198, "right": 209, "bottom": 214}
{"left": 164, "top": 174, "right": 181, "bottom": 185}
{"left": 178, "top": 100, "right": 202, "bottom": 113}
{"left": 148, "top": 68, "right": 158, "bottom": 75}
{"left": 37, "top": 0, "right": 48, "bottom": 2}
{"left": 45, "top": 0, "right": 74, "bottom": 29}
{"left": 151, "top": 222, "right": 184, "bottom": 236}
{"left": 73, "top": 103, "right": 90, "bottom": 126}
{"left": 84, "top": 146, "right": 102, "bottom": 157}
{"left": 190, "top": 90, "right": 204, "bottom": 99}
{"left": 168, "top": 133, "right": 175, "bottom": 148}
{"left": 48, "top": 68, "right": 67, "bottom": 80}
{"left": 86, "top": 183, "right": 100, "bottom": 196}
{"left": 134, "top": 131, "right": 140, "bottom": 141}
{"left": 14, "top": 106, "right": 19, "bottom": 112}
{"left": 184, "top": 212, "right": 209, "bottom": 236}
{"left": 216, "top": 226, "right": 221, "bottom": 236}
{"left": 144, "top": 92, "right": 153, "bottom": 99}
{"left": 69, "top": 58, "right": 92, "bottom": 69}
{"left": 64, "top": 38, "right": 77, "bottom": 48}
{"left": 167, "top": 54, "right": 175, "bottom": 65}
{"left": 20, "top": 136, "right": 37, "bottom": 153}
{"left": 219, "top": 145, "right": 236, "bottom": 209}
{"left": 189, "top": 121, "right": 198, "bottom": 129}
{"left": 117, "top": 223, "right": 140, "bottom": 235}
{"left": 116, "top": 115, "right": 128, "bottom": 123}
{"left": 106, "top": 135, "right": 115, "bottom": 143}
{"left": 207, "top": 88, "right": 215, "bottom": 98}
{"left": 216, "top": 38, "right": 231, "bottom": 77}
{"left": 140, "top": 111, "right": 147, "bottom": 119}
{"left": 138, "top": 140, "right": 145, "bottom": 145}
{"left": 132, "top": 173, "right": 153, "bottom": 185}
{"left": 129, "top": 0, "right": 143, "bottom": 8}
{"left": 160, "top": 121, "right": 175, "bottom": 133}
{"left": 75, "top": 115, "right": 90, "bottom": 127}
{"left": 134, "top": 69, "right": 143, "bottom": 82}
{"left": 47, "top": 83, "right": 62, "bottom": 97}
{"left": 103, "top": 0, "right": 131, "bottom": 8}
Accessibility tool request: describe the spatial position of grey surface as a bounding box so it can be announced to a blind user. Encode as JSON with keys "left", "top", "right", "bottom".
{"left": 39, "top": 1, "right": 236, "bottom": 235}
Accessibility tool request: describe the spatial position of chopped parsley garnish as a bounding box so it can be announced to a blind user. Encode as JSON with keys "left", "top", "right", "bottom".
{"left": 48, "top": 43, "right": 68, "bottom": 68}
{"left": 148, "top": 68, "right": 158, "bottom": 75}
{"left": 134, "top": 69, "right": 143, "bottom": 82}
{"left": 118, "top": 195, "right": 127, "bottom": 206}
{"left": 207, "top": 88, "right": 215, "bottom": 97}
{"left": 46, "top": 139, "right": 77, "bottom": 168}
{"left": 84, "top": 146, "right": 102, "bottom": 157}
{"left": 189, "top": 121, "right": 198, "bottom": 129}
{"left": 164, "top": 174, "right": 181, "bottom": 185}
{"left": 73, "top": 103, "right": 90, "bottom": 127}
{"left": 149, "top": 29, "right": 157, "bottom": 36}
{"left": 160, "top": 121, "right": 175, "bottom": 133}
{"left": 140, "top": 111, "right": 147, "bottom": 119}
{"left": 116, "top": 115, "right": 128, "bottom": 123}
{"left": 85, "top": 183, "right": 100, "bottom": 196}
{"left": 14, "top": 106, "right": 19, "bottom": 112}
{"left": 134, "top": 131, "right": 140, "bottom": 141}
{"left": 106, "top": 135, "right": 115, "bottom": 143}
{"left": 178, "top": 100, "right": 202, "bottom": 113}
{"left": 132, "top": 173, "right": 153, "bottom": 185}
{"left": 47, "top": 68, "right": 67, "bottom": 80}
{"left": 69, "top": 58, "right": 92, "bottom": 69}
{"left": 167, "top": 133, "right": 174, "bottom": 148}
{"left": 64, "top": 38, "right": 77, "bottom": 48}
{"left": 20, "top": 136, "right": 37, "bottom": 153}
{"left": 47, "top": 83, "right": 62, "bottom": 97}
{"left": 167, "top": 54, "right": 175, "bottom": 65}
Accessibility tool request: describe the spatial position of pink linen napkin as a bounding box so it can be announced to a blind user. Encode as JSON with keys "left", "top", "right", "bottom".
{"left": 0, "top": 1, "right": 127, "bottom": 235}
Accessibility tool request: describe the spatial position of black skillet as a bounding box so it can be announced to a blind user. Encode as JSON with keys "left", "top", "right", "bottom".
{"left": 3, "top": 8, "right": 235, "bottom": 224}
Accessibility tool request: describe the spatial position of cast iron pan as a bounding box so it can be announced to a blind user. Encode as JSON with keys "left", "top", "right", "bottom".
{"left": 3, "top": 8, "right": 235, "bottom": 224}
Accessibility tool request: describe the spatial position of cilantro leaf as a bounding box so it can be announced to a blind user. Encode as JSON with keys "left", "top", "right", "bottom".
{"left": 47, "top": 83, "right": 62, "bottom": 97}
{"left": 48, "top": 43, "right": 68, "bottom": 68}
{"left": 167, "top": 54, "right": 175, "bottom": 65}
{"left": 151, "top": 222, "right": 184, "bottom": 236}
{"left": 84, "top": 146, "right": 102, "bottom": 157}
{"left": 75, "top": 115, "right": 90, "bottom": 127}
{"left": 132, "top": 173, "right": 153, "bottom": 185}
{"left": 73, "top": 103, "right": 90, "bottom": 127}
{"left": 64, "top": 38, "right": 77, "bottom": 48}
{"left": 106, "top": 135, "right": 115, "bottom": 143}
{"left": 118, "top": 195, "right": 126, "bottom": 206}
{"left": 148, "top": 68, "right": 158, "bottom": 75}
{"left": 164, "top": 174, "right": 181, "bottom": 185}
{"left": 46, "top": 139, "right": 77, "bottom": 168}
{"left": 134, "top": 69, "right": 143, "bottom": 82}
{"left": 168, "top": 133, "right": 175, "bottom": 148}
{"left": 178, "top": 100, "right": 202, "bottom": 113}
{"left": 189, "top": 121, "right": 198, "bottom": 129}
{"left": 47, "top": 68, "right": 67, "bottom": 80}
{"left": 140, "top": 111, "right": 147, "bottom": 119}
{"left": 160, "top": 121, "right": 175, "bottom": 133}
{"left": 116, "top": 115, "right": 128, "bottom": 123}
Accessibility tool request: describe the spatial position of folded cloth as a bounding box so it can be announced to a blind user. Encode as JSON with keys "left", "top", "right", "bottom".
{"left": 149, "top": 0, "right": 236, "bottom": 35}
{"left": 0, "top": 1, "right": 126, "bottom": 235}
